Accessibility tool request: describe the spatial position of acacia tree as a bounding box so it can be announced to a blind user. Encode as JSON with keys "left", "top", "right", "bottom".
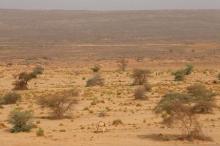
{"left": 154, "top": 92, "right": 209, "bottom": 140}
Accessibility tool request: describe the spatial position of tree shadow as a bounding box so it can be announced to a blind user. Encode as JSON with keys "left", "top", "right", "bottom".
{"left": 138, "top": 133, "right": 212, "bottom": 142}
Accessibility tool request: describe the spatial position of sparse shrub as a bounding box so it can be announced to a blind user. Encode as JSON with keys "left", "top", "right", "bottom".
{"left": 38, "top": 89, "right": 78, "bottom": 119}
{"left": 0, "top": 92, "right": 21, "bottom": 105}
{"left": 154, "top": 92, "right": 205, "bottom": 140}
{"left": 91, "top": 65, "right": 101, "bottom": 73}
{"left": 132, "top": 69, "right": 150, "bottom": 85}
{"left": 86, "top": 74, "right": 104, "bottom": 87}
{"left": 8, "top": 108, "right": 33, "bottom": 133}
{"left": 134, "top": 86, "right": 147, "bottom": 100}
{"left": 36, "top": 128, "right": 44, "bottom": 136}
{"left": 117, "top": 58, "right": 128, "bottom": 72}
{"left": 32, "top": 66, "right": 44, "bottom": 76}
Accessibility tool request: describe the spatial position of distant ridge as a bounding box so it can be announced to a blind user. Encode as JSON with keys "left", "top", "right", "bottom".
{"left": 0, "top": 9, "right": 220, "bottom": 45}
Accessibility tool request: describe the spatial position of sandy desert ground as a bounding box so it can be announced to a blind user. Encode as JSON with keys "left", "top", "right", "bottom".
{"left": 0, "top": 57, "right": 219, "bottom": 146}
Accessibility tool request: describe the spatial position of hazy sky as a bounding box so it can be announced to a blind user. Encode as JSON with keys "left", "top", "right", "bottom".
{"left": 0, "top": 0, "right": 220, "bottom": 10}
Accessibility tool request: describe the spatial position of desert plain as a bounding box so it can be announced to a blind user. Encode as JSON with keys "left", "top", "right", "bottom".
{"left": 0, "top": 10, "right": 220, "bottom": 146}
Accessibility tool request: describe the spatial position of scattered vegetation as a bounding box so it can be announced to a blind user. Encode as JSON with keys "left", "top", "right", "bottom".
{"left": 0, "top": 92, "right": 21, "bottom": 105}
{"left": 132, "top": 69, "right": 150, "bottom": 85}
{"left": 8, "top": 108, "right": 33, "bottom": 133}
{"left": 38, "top": 89, "right": 78, "bottom": 119}
{"left": 86, "top": 74, "right": 104, "bottom": 87}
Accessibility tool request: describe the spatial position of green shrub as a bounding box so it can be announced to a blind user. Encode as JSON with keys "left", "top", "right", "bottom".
{"left": 8, "top": 108, "right": 33, "bottom": 133}
{"left": 0, "top": 92, "right": 21, "bottom": 105}
{"left": 86, "top": 74, "right": 104, "bottom": 87}
{"left": 173, "top": 70, "right": 186, "bottom": 81}
{"left": 173, "top": 64, "right": 194, "bottom": 81}
{"left": 132, "top": 69, "right": 150, "bottom": 85}
{"left": 38, "top": 89, "right": 78, "bottom": 119}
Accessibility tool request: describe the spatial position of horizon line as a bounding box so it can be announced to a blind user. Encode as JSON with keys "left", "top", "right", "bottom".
{"left": 0, "top": 8, "right": 220, "bottom": 11}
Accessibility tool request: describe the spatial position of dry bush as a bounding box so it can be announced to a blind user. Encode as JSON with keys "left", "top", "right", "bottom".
{"left": 117, "top": 58, "right": 128, "bottom": 72}
{"left": 13, "top": 67, "right": 44, "bottom": 90}
{"left": 8, "top": 108, "right": 33, "bottom": 133}
{"left": 91, "top": 65, "right": 101, "bottom": 73}
{"left": 132, "top": 69, "right": 150, "bottom": 85}
{"left": 154, "top": 92, "right": 206, "bottom": 140}
{"left": 86, "top": 74, "right": 104, "bottom": 87}
{"left": 13, "top": 80, "right": 29, "bottom": 90}
{"left": 112, "top": 119, "right": 123, "bottom": 126}
{"left": 38, "top": 89, "right": 78, "bottom": 119}
{"left": 0, "top": 92, "right": 21, "bottom": 105}
{"left": 13, "top": 72, "right": 35, "bottom": 90}
{"left": 134, "top": 86, "right": 147, "bottom": 100}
